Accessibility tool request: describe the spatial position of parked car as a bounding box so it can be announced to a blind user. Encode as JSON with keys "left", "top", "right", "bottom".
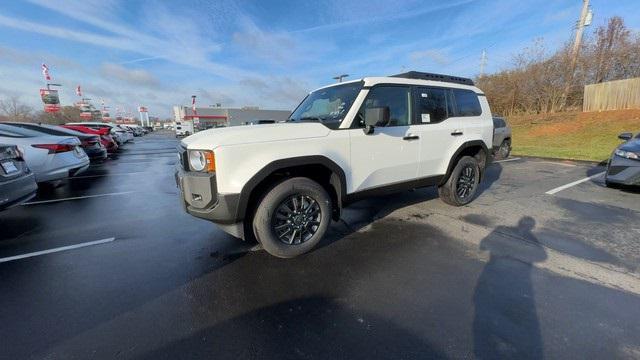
{"left": 61, "top": 125, "right": 118, "bottom": 153}
{"left": 492, "top": 116, "right": 512, "bottom": 159}
{"left": 0, "top": 124, "right": 89, "bottom": 183}
{"left": 605, "top": 132, "right": 640, "bottom": 187}
{"left": 3, "top": 122, "right": 107, "bottom": 161}
{"left": 0, "top": 143, "right": 38, "bottom": 210}
{"left": 176, "top": 71, "right": 494, "bottom": 258}
{"left": 116, "top": 125, "right": 135, "bottom": 142}
{"left": 66, "top": 122, "right": 129, "bottom": 145}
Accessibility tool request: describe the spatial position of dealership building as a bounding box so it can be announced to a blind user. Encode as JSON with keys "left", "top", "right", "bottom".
{"left": 172, "top": 105, "right": 291, "bottom": 131}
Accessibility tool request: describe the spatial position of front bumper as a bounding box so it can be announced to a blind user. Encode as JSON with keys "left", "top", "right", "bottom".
{"left": 175, "top": 166, "right": 244, "bottom": 237}
{"left": 606, "top": 156, "right": 640, "bottom": 185}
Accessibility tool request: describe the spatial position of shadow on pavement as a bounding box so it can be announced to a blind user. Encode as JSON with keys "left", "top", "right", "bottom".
{"left": 137, "top": 296, "right": 446, "bottom": 360}
{"left": 318, "top": 163, "right": 504, "bottom": 253}
{"left": 473, "top": 216, "right": 546, "bottom": 359}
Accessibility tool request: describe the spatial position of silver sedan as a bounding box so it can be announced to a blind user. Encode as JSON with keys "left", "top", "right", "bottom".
{"left": 0, "top": 124, "right": 89, "bottom": 184}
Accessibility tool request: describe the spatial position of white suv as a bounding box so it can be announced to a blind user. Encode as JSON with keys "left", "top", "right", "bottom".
{"left": 176, "top": 71, "right": 494, "bottom": 258}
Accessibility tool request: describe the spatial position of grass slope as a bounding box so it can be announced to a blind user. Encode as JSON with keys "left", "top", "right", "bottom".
{"left": 509, "top": 109, "right": 640, "bottom": 161}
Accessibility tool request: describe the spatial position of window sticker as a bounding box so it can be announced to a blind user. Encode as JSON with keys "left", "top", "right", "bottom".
{"left": 421, "top": 113, "right": 431, "bottom": 123}
{"left": 421, "top": 93, "right": 428, "bottom": 98}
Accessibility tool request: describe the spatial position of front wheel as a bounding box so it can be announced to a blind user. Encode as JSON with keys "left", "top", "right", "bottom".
{"left": 438, "top": 156, "right": 480, "bottom": 206}
{"left": 252, "top": 177, "right": 332, "bottom": 258}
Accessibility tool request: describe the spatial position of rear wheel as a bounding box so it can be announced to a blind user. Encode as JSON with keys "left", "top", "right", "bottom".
{"left": 498, "top": 139, "right": 511, "bottom": 159}
{"left": 252, "top": 177, "right": 331, "bottom": 258}
{"left": 438, "top": 156, "right": 480, "bottom": 206}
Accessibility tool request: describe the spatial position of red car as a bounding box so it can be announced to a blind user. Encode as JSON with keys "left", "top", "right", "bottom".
{"left": 61, "top": 125, "right": 118, "bottom": 153}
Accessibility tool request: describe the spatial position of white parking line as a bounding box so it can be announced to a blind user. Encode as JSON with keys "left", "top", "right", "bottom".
{"left": 545, "top": 172, "right": 606, "bottom": 195}
{"left": 22, "top": 191, "right": 136, "bottom": 205}
{"left": 0, "top": 238, "right": 115, "bottom": 263}
{"left": 494, "top": 157, "right": 521, "bottom": 163}
{"left": 69, "top": 171, "right": 153, "bottom": 179}
{"left": 538, "top": 161, "right": 576, "bottom": 167}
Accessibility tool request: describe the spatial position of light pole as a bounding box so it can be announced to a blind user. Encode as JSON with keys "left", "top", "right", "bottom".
{"left": 332, "top": 74, "right": 349, "bottom": 83}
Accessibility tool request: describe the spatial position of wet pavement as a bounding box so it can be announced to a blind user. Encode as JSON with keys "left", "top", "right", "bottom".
{"left": 1, "top": 132, "right": 640, "bottom": 359}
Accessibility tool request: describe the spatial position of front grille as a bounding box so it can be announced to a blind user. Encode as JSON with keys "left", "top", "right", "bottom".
{"left": 608, "top": 166, "right": 627, "bottom": 176}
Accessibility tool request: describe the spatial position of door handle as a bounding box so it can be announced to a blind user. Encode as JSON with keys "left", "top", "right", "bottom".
{"left": 403, "top": 135, "right": 420, "bottom": 141}
{"left": 451, "top": 130, "right": 463, "bottom": 136}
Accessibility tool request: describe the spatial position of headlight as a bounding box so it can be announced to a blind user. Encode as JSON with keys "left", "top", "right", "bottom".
{"left": 188, "top": 150, "right": 215, "bottom": 172}
{"left": 615, "top": 149, "right": 639, "bottom": 160}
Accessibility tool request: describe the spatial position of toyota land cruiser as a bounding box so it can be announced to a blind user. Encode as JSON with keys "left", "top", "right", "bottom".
{"left": 176, "top": 71, "right": 494, "bottom": 258}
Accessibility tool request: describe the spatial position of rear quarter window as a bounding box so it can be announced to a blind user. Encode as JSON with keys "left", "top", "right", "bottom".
{"left": 453, "top": 89, "right": 482, "bottom": 117}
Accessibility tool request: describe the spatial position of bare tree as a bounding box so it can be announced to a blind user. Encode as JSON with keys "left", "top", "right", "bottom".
{"left": 0, "top": 95, "right": 34, "bottom": 121}
{"left": 477, "top": 15, "right": 639, "bottom": 115}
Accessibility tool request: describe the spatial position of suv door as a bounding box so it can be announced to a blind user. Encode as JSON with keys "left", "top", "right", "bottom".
{"left": 451, "top": 88, "right": 487, "bottom": 144}
{"left": 412, "top": 86, "right": 463, "bottom": 178}
{"left": 347, "top": 86, "right": 420, "bottom": 192}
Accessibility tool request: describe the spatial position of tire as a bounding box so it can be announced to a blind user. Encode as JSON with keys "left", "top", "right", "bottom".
{"left": 252, "top": 177, "right": 332, "bottom": 258}
{"left": 438, "top": 156, "right": 481, "bottom": 206}
{"left": 498, "top": 139, "right": 511, "bottom": 159}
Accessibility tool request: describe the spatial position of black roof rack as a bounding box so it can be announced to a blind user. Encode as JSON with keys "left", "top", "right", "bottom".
{"left": 390, "top": 71, "right": 474, "bottom": 86}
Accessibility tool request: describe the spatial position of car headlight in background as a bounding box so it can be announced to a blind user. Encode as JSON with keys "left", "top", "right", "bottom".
{"left": 189, "top": 150, "right": 215, "bottom": 172}
{"left": 615, "top": 149, "right": 639, "bottom": 160}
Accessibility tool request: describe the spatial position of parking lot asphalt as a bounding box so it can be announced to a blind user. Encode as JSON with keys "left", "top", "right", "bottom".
{"left": 1, "top": 132, "right": 640, "bottom": 359}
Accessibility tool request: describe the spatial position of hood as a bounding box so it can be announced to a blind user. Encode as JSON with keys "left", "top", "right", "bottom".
{"left": 181, "top": 122, "right": 332, "bottom": 150}
{"left": 619, "top": 138, "right": 640, "bottom": 153}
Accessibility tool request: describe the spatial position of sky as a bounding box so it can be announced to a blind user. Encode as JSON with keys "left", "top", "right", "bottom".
{"left": 0, "top": 0, "right": 638, "bottom": 119}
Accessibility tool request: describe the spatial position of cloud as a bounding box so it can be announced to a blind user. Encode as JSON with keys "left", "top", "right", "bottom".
{"left": 2, "top": 1, "right": 254, "bottom": 80}
{"left": 238, "top": 76, "right": 310, "bottom": 108}
{"left": 410, "top": 50, "right": 450, "bottom": 66}
{"left": 232, "top": 21, "right": 297, "bottom": 65}
{"left": 100, "top": 63, "right": 159, "bottom": 87}
{"left": 231, "top": 17, "right": 336, "bottom": 67}
{"left": 291, "top": 0, "right": 474, "bottom": 33}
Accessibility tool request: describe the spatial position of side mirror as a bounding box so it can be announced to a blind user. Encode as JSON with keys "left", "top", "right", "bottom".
{"left": 618, "top": 132, "right": 633, "bottom": 141}
{"left": 363, "top": 107, "right": 390, "bottom": 135}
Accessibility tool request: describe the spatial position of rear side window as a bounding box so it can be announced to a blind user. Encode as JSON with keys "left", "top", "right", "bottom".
{"left": 0, "top": 129, "right": 25, "bottom": 137}
{"left": 415, "top": 87, "right": 448, "bottom": 124}
{"left": 493, "top": 118, "right": 505, "bottom": 128}
{"left": 453, "top": 89, "right": 482, "bottom": 117}
{"left": 0, "top": 124, "right": 43, "bottom": 137}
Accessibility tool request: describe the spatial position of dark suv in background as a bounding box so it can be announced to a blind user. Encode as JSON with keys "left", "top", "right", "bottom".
{"left": 492, "top": 116, "right": 512, "bottom": 159}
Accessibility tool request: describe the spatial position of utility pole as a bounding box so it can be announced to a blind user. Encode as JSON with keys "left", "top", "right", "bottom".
{"left": 561, "top": 0, "right": 592, "bottom": 110}
{"left": 332, "top": 74, "right": 349, "bottom": 83}
{"left": 479, "top": 49, "right": 487, "bottom": 78}
{"left": 570, "top": 0, "right": 591, "bottom": 72}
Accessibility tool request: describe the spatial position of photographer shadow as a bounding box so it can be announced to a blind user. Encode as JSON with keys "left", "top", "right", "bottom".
{"left": 473, "top": 216, "right": 546, "bottom": 359}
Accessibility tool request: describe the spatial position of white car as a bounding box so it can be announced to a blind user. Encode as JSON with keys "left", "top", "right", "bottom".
{"left": 116, "top": 125, "right": 135, "bottom": 142}
{"left": 0, "top": 124, "right": 89, "bottom": 183}
{"left": 176, "top": 71, "right": 494, "bottom": 258}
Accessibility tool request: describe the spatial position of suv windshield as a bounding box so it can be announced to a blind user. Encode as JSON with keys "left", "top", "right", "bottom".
{"left": 288, "top": 82, "right": 363, "bottom": 129}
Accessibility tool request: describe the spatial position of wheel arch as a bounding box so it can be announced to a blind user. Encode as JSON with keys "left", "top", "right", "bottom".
{"left": 441, "top": 141, "right": 490, "bottom": 185}
{"left": 238, "top": 156, "right": 347, "bottom": 223}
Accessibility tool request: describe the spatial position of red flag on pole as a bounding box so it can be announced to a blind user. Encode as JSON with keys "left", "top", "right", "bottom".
{"left": 76, "top": 85, "right": 82, "bottom": 97}
{"left": 42, "top": 64, "right": 51, "bottom": 81}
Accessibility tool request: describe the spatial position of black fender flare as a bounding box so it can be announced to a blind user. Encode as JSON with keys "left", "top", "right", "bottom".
{"left": 236, "top": 155, "right": 347, "bottom": 221}
{"left": 441, "top": 140, "right": 490, "bottom": 185}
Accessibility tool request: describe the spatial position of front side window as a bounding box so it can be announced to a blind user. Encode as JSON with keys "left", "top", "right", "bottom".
{"left": 415, "top": 87, "right": 448, "bottom": 124}
{"left": 453, "top": 89, "right": 482, "bottom": 117}
{"left": 289, "top": 82, "right": 363, "bottom": 129}
{"left": 353, "top": 86, "right": 411, "bottom": 128}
